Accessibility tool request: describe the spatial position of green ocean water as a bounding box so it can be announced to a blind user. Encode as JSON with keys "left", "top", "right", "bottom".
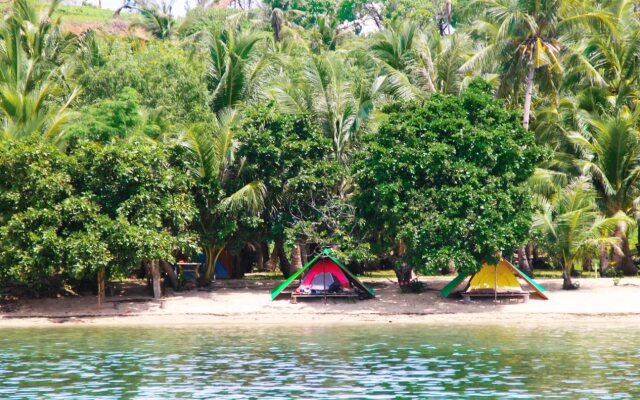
{"left": 0, "top": 322, "right": 638, "bottom": 399}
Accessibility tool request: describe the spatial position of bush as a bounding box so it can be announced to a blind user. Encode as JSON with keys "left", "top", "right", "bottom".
{"left": 79, "top": 40, "right": 211, "bottom": 124}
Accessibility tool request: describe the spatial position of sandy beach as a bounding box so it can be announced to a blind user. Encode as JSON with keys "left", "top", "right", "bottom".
{"left": 1, "top": 277, "right": 639, "bottom": 328}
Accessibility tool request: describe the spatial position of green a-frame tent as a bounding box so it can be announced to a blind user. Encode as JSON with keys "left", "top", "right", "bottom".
{"left": 270, "top": 248, "right": 375, "bottom": 300}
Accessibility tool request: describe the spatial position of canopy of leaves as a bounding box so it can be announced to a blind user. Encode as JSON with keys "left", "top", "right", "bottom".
{"left": 79, "top": 40, "right": 211, "bottom": 124}
{"left": 353, "top": 79, "right": 543, "bottom": 273}
{"left": 237, "top": 103, "right": 342, "bottom": 239}
{"left": 0, "top": 139, "right": 197, "bottom": 295}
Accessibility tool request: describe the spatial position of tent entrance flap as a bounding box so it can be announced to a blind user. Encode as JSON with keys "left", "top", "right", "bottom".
{"left": 310, "top": 272, "right": 336, "bottom": 291}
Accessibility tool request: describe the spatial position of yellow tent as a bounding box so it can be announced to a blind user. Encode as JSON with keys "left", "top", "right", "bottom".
{"left": 440, "top": 256, "right": 548, "bottom": 300}
{"left": 467, "top": 259, "right": 523, "bottom": 293}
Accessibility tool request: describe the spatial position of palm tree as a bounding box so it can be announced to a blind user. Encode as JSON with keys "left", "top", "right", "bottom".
{"left": 565, "top": 1, "right": 640, "bottom": 114}
{"left": 534, "top": 177, "right": 629, "bottom": 289}
{"left": 0, "top": 0, "right": 78, "bottom": 142}
{"left": 180, "top": 109, "right": 266, "bottom": 282}
{"left": 369, "top": 22, "right": 479, "bottom": 99}
{"left": 369, "top": 22, "right": 436, "bottom": 100}
{"left": 567, "top": 110, "right": 640, "bottom": 275}
{"left": 207, "top": 27, "right": 274, "bottom": 112}
{"left": 272, "top": 52, "right": 383, "bottom": 166}
{"left": 461, "top": 0, "right": 614, "bottom": 129}
{"left": 130, "top": 4, "right": 178, "bottom": 39}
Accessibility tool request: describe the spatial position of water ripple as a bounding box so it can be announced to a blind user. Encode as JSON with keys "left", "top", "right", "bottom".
{"left": 0, "top": 324, "right": 639, "bottom": 399}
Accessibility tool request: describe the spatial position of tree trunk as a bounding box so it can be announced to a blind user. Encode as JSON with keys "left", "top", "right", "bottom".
{"left": 255, "top": 241, "right": 265, "bottom": 272}
{"left": 271, "top": 8, "right": 283, "bottom": 43}
{"left": 532, "top": 243, "right": 541, "bottom": 270}
{"left": 562, "top": 270, "right": 575, "bottom": 290}
{"left": 202, "top": 245, "right": 224, "bottom": 284}
{"left": 160, "top": 260, "right": 179, "bottom": 291}
{"left": 526, "top": 241, "right": 534, "bottom": 268}
{"left": 265, "top": 241, "right": 279, "bottom": 272}
{"left": 276, "top": 237, "right": 293, "bottom": 278}
{"left": 394, "top": 259, "right": 415, "bottom": 286}
{"left": 522, "top": 63, "right": 535, "bottom": 130}
{"left": 441, "top": 259, "right": 456, "bottom": 275}
{"left": 613, "top": 222, "right": 637, "bottom": 275}
{"left": 97, "top": 268, "right": 106, "bottom": 306}
{"left": 582, "top": 256, "right": 593, "bottom": 272}
{"left": 300, "top": 243, "right": 309, "bottom": 266}
{"left": 517, "top": 246, "right": 533, "bottom": 277}
{"left": 150, "top": 260, "right": 162, "bottom": 299}
{"left": 599, "top": 244, "right": 609, "bottom": 275}
{"left": 290, "top": 240, "right": 303, "bottom": 272}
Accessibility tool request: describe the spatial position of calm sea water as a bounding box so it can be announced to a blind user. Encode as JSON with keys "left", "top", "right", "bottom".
{"left": 0, "top": 323, "right": 639, "bottom": 399}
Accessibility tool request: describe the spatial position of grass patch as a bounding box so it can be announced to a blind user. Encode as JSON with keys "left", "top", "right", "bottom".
{"left": 243, "top": 272, "right": 283, "bottom": 281}
{"left": 361, "top": 270, "right": 397, "bottom": 279}
{"left": 533, "top": 269, "right": 601, "bottom": 279}
{"left": 55, "top": 5, "right": 140, "bottom": 24}
{"left": 1, "top": 3, "right": 141, "bottom": 24}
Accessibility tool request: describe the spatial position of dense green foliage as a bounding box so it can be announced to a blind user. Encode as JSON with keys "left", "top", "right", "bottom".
{"left": 2, "top": 0, "right": 640, "bottom": 296}
{"left": 78, "top": 40, "right": 210, "bottom": 124}
{"left": 354, "top": 81, "right": 542, "bottom": 274}
{"left": 0, "top": 139, "right": 196, "bottom": 294}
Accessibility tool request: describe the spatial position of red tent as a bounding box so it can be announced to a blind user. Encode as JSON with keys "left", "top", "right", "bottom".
{"left": 270, "top": 248, "right": 375, "bottom": 300}
{"left": 295, "top": 259, "right": 351, "bottom": 294}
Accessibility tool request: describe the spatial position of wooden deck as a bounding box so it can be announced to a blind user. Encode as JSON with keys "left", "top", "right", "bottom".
{"left": 290, "top": 292, "right": 359, "bottom": 304}
{"left": 462, "top": 291, "right": 530, "bottom": 304}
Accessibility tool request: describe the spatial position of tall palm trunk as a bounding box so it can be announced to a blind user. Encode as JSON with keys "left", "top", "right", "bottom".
{"left": 599, "top": 244, "right": 609, "bottom": 275}
{"left": 517, "top": 246, "right": 532, "bottom": 277}
{"left": 613, "top": 222, "right": 637, "bottom": 275}
{"left": 561, "top": 258, "right": 579, "bottom": 290}
{"left": 522, "top": 64, "right": 535, "bottom": 130}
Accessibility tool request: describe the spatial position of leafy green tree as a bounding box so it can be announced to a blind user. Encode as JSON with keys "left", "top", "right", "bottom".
{"left": 72, "top": 140, "right": 198, "bottom": 268}
{"left": 237, "top": 103, "right": 342, "bottom": 277}
{"left": 353, "top": 79, "right": 543, "bottom": 282}
{"left": 65, "top": 88, "right": 144, "bottom": 143}
{"left": 79, "top": 40, "right": 210, "bottom": 124}
{"left": 0, "top": 139, "right": 197, "bottom": 298}
{"left": 534, "top": 177, "right": 630, "bottom": 288}
{"left": 0, "top": 142, "right": 104, "bottom": 295}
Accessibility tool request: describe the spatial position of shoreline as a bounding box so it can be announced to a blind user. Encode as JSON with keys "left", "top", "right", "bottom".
{"left": 2, "top": 277, "right": 640, "bottom": 328}
{"left": 2, "top": 311, "right": 639, "bottom": 328}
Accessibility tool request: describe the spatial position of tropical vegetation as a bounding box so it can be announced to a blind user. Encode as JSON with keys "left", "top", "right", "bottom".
{"left": 1, "top": 0, "right": 639, "bottom": 299}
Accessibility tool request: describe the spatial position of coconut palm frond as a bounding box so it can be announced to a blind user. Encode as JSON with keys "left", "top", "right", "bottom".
{"left": 221, "top": 180, "right": 266, "bottom": 214}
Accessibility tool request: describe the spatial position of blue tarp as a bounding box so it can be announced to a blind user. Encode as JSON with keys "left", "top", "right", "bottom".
{"left": 195, "top": 254, "right": 230, "bottom": 279}
{"left": 215, "top": 260, "right": 229, "bottom": 279}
